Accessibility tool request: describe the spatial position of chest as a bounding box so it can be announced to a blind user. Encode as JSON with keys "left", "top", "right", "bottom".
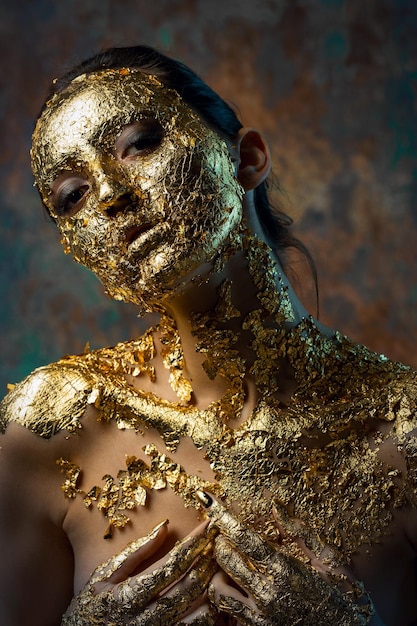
{"left": 60, "top": 386, "right": 411, "bottom": 571}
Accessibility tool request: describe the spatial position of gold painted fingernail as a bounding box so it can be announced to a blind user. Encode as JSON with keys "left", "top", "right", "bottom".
{"left": 150, "top": 518, "right": 169, "bottom": 537}
{"left": 195, "top": 490, "right": 213, "bottom": 508}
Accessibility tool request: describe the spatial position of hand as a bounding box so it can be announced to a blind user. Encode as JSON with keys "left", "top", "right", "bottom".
{"left": 196, "top": 491, "right": 375, "bottom": 626}
{"left": 61, "top": 519, "right": 219, "bottom": 625}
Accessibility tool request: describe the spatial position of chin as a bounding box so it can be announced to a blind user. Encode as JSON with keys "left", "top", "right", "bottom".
{"left": 101, "top": 255, "right": 217, "bottom": 312}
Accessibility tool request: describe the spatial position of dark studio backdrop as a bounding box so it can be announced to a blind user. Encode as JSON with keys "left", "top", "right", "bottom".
{"left": 1, "top": 0, "right": 416, "bottom": 395}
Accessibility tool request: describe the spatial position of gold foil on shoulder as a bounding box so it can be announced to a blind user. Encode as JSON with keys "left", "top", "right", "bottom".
{"left": 0, "top": 362, "right": 95, "bottom": 437}
{"left": 92, "top": 331, "right": 157, "bottom": 380}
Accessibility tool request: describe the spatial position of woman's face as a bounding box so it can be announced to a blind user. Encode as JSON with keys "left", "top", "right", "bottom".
{"left": 31, "top": 69, "right": 244, "bottom": 309}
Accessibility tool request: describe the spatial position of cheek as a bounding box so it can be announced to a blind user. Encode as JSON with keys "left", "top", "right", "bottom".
{"left": 58, "top": 212, "right": 112, "bottom": 264}
{"left": 128, "top": 148, "right": 187, "bottom": 201}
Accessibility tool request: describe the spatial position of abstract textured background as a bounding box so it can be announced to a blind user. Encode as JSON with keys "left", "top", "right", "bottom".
{"left": 1, "top": 0, "right": 416, "bottom": 395}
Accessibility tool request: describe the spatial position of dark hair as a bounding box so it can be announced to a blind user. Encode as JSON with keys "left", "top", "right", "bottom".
{"left": 40, "top": 45, "right": 317, "bottom": 302}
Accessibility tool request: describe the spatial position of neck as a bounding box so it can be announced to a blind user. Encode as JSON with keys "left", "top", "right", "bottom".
{"left": 150, "top": 225, "right": 333, "bottom": 416}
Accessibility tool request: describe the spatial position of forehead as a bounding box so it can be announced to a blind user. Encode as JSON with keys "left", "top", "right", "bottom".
{"left": 31, "top": 70, "right": 205, "bottom": 187}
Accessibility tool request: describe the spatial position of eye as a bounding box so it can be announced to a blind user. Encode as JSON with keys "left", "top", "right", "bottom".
{"left": 50, "top": 175, "right": 90, "bottom": 217}
{"left": 116, "top": 120, "right": 164, "bottom": 161}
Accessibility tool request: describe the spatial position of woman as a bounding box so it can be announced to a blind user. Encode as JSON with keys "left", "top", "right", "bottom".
{"left": 0, "top": 45, "right": 416, "bottom": 625}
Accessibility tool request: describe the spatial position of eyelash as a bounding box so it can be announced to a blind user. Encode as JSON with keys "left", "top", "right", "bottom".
{"left": 54, "top": 182, "right": 89, "bottom": 217}
{"left": 122, "top": 130, "right": 163, "bottom": 159}
{"left": 117, "top": 119, "right": 164, "bottom": 160}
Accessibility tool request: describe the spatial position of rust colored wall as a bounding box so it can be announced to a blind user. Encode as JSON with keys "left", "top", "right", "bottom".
{"left": 1, "top": 0, "right": 416, "bottom": 393}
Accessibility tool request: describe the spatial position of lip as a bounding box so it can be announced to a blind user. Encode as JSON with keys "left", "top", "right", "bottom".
{"left": 125, "top": 221, "right": 166, "bottom": 257}
{"left": 126, "top": 223, "right": 155, "bottom": 245}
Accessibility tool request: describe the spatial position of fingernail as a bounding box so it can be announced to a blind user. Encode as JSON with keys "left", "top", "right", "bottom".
{"left": 150, "top": 518, "right": 169, "bottom": 537}
{"left": 195, "top": 490, "right": 213, "bottom": 508}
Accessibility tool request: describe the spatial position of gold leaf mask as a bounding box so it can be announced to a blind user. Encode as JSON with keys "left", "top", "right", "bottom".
{"left": 31, "top": 69, "right": 244, "bottom": 311}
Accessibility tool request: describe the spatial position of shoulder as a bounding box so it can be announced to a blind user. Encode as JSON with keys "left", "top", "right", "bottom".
{"left": 0, "top": 354, "right": 99, "bottom": 439}
{"left": 0, "top": 333, "right": 157, "bottom": 440}
{"left": 329, "top": 330, "right": 417, "bottom": 422}
{"left": 351, "top": 344, "right": 417, "bottom": 437}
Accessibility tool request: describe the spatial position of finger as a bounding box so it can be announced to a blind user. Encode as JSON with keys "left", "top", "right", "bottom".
{"left": 209, "top": 572, "right": 269, "bottom": 626}
{"left": 209, "top": 569, "right": 255, "bottom": 609}
{"left": 90, "top": 518, "right": 169, "bottom": 588}
{"left": 62, "top": 533, "right": 216, "bottom": 625}
{"left": 138, "top": 519, "right": 210, "bottom": 579}
{"left": 272, "top": 506, "right": 358, "bottom": 587}
{"left": 115, "top": 522, "right": 216, "bottom": 609}
{"left": 213, "top": 535, "right": 275, "bottom": 612}
{"left": 177, "top": 600, "right": 217, "bottom": 625}
{"left": 208, "top": 590, "right": 270, "bottom": 626}
{"left": 195, "top": 491, "right": 275, "bottom": 564}
{"left": 129, "top": 552, "right": 217, "bottom": 626}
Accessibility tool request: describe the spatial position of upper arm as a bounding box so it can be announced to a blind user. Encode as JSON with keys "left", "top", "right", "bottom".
{"left": 0, "top": 423, "right": 75, "bottom": 625}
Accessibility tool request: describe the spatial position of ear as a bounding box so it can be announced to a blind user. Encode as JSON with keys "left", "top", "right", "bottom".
{"left": 234, "top": 128, "right": 271, "bottom": 191}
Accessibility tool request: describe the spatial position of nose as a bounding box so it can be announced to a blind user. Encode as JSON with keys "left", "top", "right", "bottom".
{"left": 98, "top": 178, "right": 132, "bottom": 217}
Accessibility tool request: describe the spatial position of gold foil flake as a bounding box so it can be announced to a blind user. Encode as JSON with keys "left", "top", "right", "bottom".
{"left": 60, "top": 444, "right": 218, "bottom": 539}
{"left": 200, "top": 332, "right": 242, "bottom": 382}
{"left": 95, "top": 474, "right": 129, "bottom": 538}
{"left": 83, "top": 485, "right": 101, "bottom": 508}
{"left": 63, "top": 453, "right": 169, "bottom": 539}
{"left": 191, "top": 306, "right": 245, "bottom": 388}
{"left": 211, "top": 226, "right": 243, "bottom": 277}
{"left": 242, "top": 309, "right": 285, "bottom": 396}
{"left": 213, "top": 388, "right": 246, "bottom": 423}
{"left": 159, "top": 313, "right": 193, "bottom": 403}
{"left": 144, "top": 443, "right": 222, "bottom": 508}
{"left": 85, "top": 334, "right": 156, "bottom": 380}
{"left": 244, "top": 230, "right": 279, "bottom": 315}
{"left": 241, "top": 229, "right": 296, "bottom": 323}
{"left": 214, "top": 279, "right": 241, "bottom": 322}
{"left": 275, "top": 278, "right": 297, "bottom": 324}
{"left": 57, "top": 458, "right": 82, "bottom": 499}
